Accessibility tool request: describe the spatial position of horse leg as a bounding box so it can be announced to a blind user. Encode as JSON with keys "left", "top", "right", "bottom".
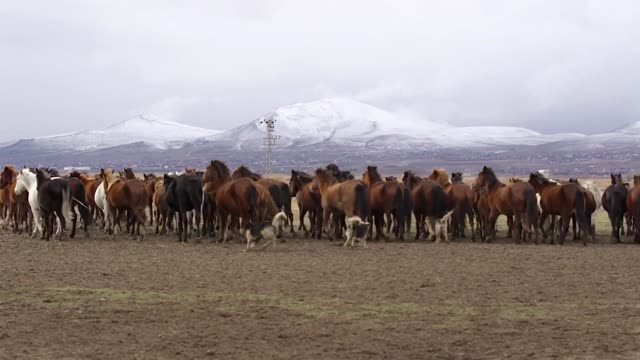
{"left": 506, "top": 215, "right": 513, "bottom": 238}
{"left": 414, "top": 212, "right": 422, "bottom": 241}
{"left": 559, "top": 214, "right": 570, "bottom": 245}
{"left": 178, "top": 210, "right": 185, "bottom": 242}
{"left": 468, "top": 211, "right": 475, "bottom": 242}
{"left": 299, "top": 207, "right": 307, "bottom": 234}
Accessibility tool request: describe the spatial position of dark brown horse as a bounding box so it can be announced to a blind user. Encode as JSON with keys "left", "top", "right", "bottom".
{"left": 290, "top": 170, "right": 322, "bottom": 239}
{"left": 472, "top": 182, "right": 490, "bottom": 241}
{"left": 36, "top": 168, "right": 72, "bottom": 240}
{"left": 362, "top": 166, "right": 405, "bottom": 241}
{"left": 602, "top": 173, "right": 629, "bottom": 243}
{"left": 528, "top": 171, "right": 590, "bottom": 245}
{"left": 203, "top": 160, "right": 259, "bottom": 242}
{"left": 402, "top": 171, "right": 449, "bottom": 241}
{"left": 476, "top": 166, "right": 538, "bottom": 243}
{"left": 314, "top": 168, "right": 369, "bottom": 240}
{"left": 568, "top": 178, "right": 597, "bottom": 242}
{"left": 231, "top": 165, "right": 294, "bottom": 235}
{"left": 625, "top": 175, "right": 640, "bottom": 244}
{"left": 101, "top": 169, "right": 147, "bottom": 240}
{"left": 69, "top": 171, "right": 103, "bottom": 227}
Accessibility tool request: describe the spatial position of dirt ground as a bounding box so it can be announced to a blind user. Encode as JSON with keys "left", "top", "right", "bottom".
{"left": 2, "top": 216, "right": 640, "bottom": 360}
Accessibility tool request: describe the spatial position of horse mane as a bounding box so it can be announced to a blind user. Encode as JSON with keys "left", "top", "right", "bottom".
{"left": 529, "top": 171, "right": 556, "bottom": 186}
{"left": 451, "top": 172, "right": 464, "bottom": 184}
{"left": 315, "top": 168, "right": 337, "bottom": 185}
{"left": 568, "top": 178, "right": 580, "bottom": 185}
{"left": 508, "top": 177, "right": 522, "bottom": 184}
{"left": 295, "top": 170, "right": 314, "bottom": 182}
{"left": 365, "top": 166, "right": 382, "bottom": 183}
{"left": 326, "top": 164, "right": 340, "bottom": 172}
{"left": 232, "top": 165, "right": 262, "bottom": 181}
{"left": 123, "top": 167, "right": 136, "bottom": 180}
{"left": 611, "top": 173, "right": 623, "bottom": 185}
{"left": 0, "top": 165, "right": 17, "bottom": 187}
{"left": 69, "top": 170, "right": 83, "bottom": 179}
{"left": 478, "top": 166, "right": 500, "bottom": 188}
{"left": 101, "top": 168, "right": 121, "bottom": 191}
{"left": 429, "top": 168, "right": 450, "bottom": 187}
{"left": 209, "top": 160, "right": 230, "bottom": 180}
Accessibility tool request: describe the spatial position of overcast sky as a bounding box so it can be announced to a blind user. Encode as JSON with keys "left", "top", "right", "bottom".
{"left": 1, "top": 0, "right": 639, "bottom": 141}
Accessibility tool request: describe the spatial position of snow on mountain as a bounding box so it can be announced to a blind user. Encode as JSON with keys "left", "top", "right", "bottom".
{"left": 206, "top": 98, "right": 582, "bottom": 150}
{"left": 15, "top": 115, "right": 221, "bottom": 151}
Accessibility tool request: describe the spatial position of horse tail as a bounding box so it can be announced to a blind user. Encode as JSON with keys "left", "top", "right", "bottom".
{"left": 61, "top": 183, "right": 72, "bottom": 225}
{"left": 354, "top": 183, "right": 369, "bottom": 218}
{"left": 282, "top": 185, "right": 293, "bottom": 219}
{"left": 247, "top": 185, "right": 258, "bottom": 223}
{"left": 525, "top": 188, "right": 537, "bottom": 233}
{"left": 74, "top": 184, "right": 92, "bottom": 226}
{"left": 574, "top": 189, "right": 589, "bottom": 241}
{"left": 393, "top": 186, "right": 405, "bottom": 233}
{"left": 404, "top": 187, "right": 413, "bottom": 232}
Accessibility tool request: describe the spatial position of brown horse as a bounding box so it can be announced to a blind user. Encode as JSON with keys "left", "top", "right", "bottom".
{"left": 231, "top": 165, "right": 294, "bottom": 235}
{"left": 402, "top": 171, "right": 449, "bottom": 241}
{"left": 314, "top": 168, "right": 369, "bottom": 240}
{"left": 428, "top": 168, "right": 451, "bottom": 188}
{"left": 476, "top": 166, "right": 538, "bottom": 243}
{"left": 123, "top": 167, "right": 136, "bottom": 180}
{"left": 568, "top": 178, "right": 597, "bottom": 242}
{"left": 0, "top": 165, "right": 30, "bottom": 232}
{"left": 290, "top": 170, "right": 322, "bottom": 239}
{"left": 101, "top": 168, "right": 147, "bottom": 240}
{"left": 69, "top": 171, "right": 103, "bottom": 226}
{"left": 143, "top": 174, "right": 159, "bottom": 226}
{"left": 362, "top": 166, "right": 405, "bottom": 240}
{"left": 448, "top": 172, "right": 475, "bottom": 241}
{"left": 472, "top": 182, "right": 490, "bottom": 241}
{"left": 625, "top": 175, "right": 640, "bottom": 243}
{"left": 528, "top": 171, "right": 590, "bottom": 245}
{"left": 152, "top": 179, "right": 168, "bottom": 234}
{"left": 203, "top": 160, "right": 260, "bottom": 242}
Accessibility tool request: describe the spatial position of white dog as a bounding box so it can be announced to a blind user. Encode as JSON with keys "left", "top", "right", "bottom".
{"left": 344, "top": 216, "right": 370, "bottom": 249}
{"left": 433, "top": 210, "right": 455, "bottom": 243}
{"left": 243, "top": 212, "right": 289, "bottom": 251}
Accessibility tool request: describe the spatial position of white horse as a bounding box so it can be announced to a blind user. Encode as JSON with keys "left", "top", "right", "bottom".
{"left": 15, "top": 168, "right": 43, "bottom": 237}
{"left": 581, "top": 180, "right": 602, "bottom": 231}
{"left": 94, "top": 182, "right": 113, "bottom": 234}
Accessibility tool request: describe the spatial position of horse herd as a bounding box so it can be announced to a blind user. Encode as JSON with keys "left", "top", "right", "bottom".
{"left": 0, "top": 161, "right": 639, "bottom": 247}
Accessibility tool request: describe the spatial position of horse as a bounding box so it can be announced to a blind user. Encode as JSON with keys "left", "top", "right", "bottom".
{"left": 0, "top": 165, "right": 30, "bottom": 232}
{"left": 101, "top": 169, "right": 147, "bottom": 240}
{"left": 203, "top": 160, "right": 259, "bottom": 242}
{"left": 35, "top": 168, "right": 72, "bottom": 240}
{"left": 64, "top": 175, "right": 91, "bottom": 238}
{"left": 402, "top": 171, "right": 449, "bottom": 241}
{"left": 69, "top": 171, "right": 103, "bottom": 227}
{"left": 289, "top": 170, "right": 322, "bottom": 239}
{"left": 164, "top": 173, "right": 202, "bottom": 242}
{"left": 475, "top": 166, "right": 538, "bottom": 244}
{"left": 94, "top": 181, "right": 113, "bottom": 234}
{"left": 231, "top": 165, "right": 294, "bottom": 235}
{"left": 143, "top": 174, "right": 159, "bottom": 226}
{"left": 528, "top": 171, "right": 590, "bottom": 245}
{"left": 15, "top": 168, "right": 42, "bottom": 237}
{"left": 152, "top": 179, "right": 168, "bottom": 234}
{"left": 362, "top": 166, "right": 405, "bottom": 241}
{"left": 314, "top": 168, "right": 369, "bottom": 240}
{"left": 568, "top": 178, "right": 598, "bottom": 242}
{"left": 446, "top": 172, "right": 475, "bottom": 241}
{"left": 602, "top": 173, "right": 629, "bottom": 243}
{"left": 123, "top": 167, "right": 136, "bottom": 180}
{"left": 383, "top": 175, "right": 413, "bottom": 237}
{"left": 428, "top": 168, "right": 451, "bottom": 188}
{"left": 472, "top": 182, "right": 490, "bottom": 241}
{"left": 625, "top": 175, "right": 640, "bottom": 244}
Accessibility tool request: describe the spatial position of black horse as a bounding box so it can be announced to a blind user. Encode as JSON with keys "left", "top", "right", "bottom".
{"left": 602, "top": 173, "right": 628, "bottom": 243}
{"left": 66, "top": 176, "right": 92, "bottom": 238}
{"left": 164, "top": 173, "right": 203, "bottom": 242}
{"left": 36, "top": 168, "right": 71, "bottom": 240}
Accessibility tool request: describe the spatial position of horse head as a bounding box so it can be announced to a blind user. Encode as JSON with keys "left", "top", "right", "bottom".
{"left": 451, "top": 172, "right": 464, "bottom": 184}
{"left": 362, "top": 166, "right": 381, "bottom": 187}
{"left": 476, "top": 166, "right": 496, "bottom": 188}
{"left": 35, "top": 168, "right": 52, "bottom": 191}
{"left": 232, "top": 165, "right": 261, "bottom": 181}
{"left": 385, "top": 176, "right": 398, "bottom": 182}
{"left": 611, "top": 173, "right": 623, "bottom": 185}
{"left": 0, "top": 165, "right": 17, "bottom": 189}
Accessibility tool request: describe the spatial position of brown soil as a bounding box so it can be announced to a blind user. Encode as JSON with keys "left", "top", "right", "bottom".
{"left": 1, "top": 231, "right": 640, "bottom": 359}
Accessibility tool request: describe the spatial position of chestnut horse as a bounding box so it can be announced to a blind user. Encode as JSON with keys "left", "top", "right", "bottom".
{"left": 290, "top": 170, "right": 322, "bottom": 239}
{"left": 362, "top": 166, "right": 405, "bottom": 241}
{"left": 153, "top": 178, "right": 168, "bottom": 234}
{"left": 625, "top": 175, "right": 640, "bottom": 244}
{"left": 203, "top": 160, "right": 259, "bottom": 242}
{"left": 448, "top": 172, "right": 475, "bottom": 241}
{"left": 143, "top": 174, "right": 159, "bottom": 226}
{"left": 101, "top": 169, "right": 147, "bottom": 240}
{"left": 472, "top": 183, "right": 490, "bottom": 241}
{"left": 314, "top": 168, "right": 369, "bottom": 240}
{"left": 231, "top": 165, "right": 294, "bottom": 235}
{"left": 0, "top": 165, "right": 30, "bottom": 232}
{"left": 476, "top": 166, "right": 538, "bottom": 243}
{"left": 602, "top": 173, "right": 628, "bottom": 243}
{"left": 69, "top": 171, "right": 103, "bottom": 226}
{"left": 528, "top": 171, "right": 590, "bottom": 245}
{"left": 402, "top": 171, "right": 449, "bottom": 241}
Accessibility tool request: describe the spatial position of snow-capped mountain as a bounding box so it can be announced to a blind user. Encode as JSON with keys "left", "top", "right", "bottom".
{"left": 205, "top": 98, "right": 582, "bottom": 150}
{"left": 6, "top": 115, "right": 221, "bottom": 151}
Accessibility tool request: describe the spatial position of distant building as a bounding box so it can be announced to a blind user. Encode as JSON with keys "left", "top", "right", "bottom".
{"left": 63, "top": 166, "right": 91, "bottom": 171}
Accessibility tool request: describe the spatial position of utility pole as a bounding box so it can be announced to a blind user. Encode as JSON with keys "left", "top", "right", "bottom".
{"left": 260, "top": 117, "right": 280, "bottom": 175}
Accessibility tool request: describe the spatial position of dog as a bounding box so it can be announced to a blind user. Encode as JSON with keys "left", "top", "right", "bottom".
{"left": 344, "top": 216, "right": 370, "bottom": 249}
{"left": 433, "top": 210, "right": 455, "bottom": 243}
{"left": 243, "top": 212, "right": 289, "bottom": 251}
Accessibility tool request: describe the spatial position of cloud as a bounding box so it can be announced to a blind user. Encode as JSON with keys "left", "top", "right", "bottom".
{"left": 0, "top": 0, "right": 639, "bottom": 141}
